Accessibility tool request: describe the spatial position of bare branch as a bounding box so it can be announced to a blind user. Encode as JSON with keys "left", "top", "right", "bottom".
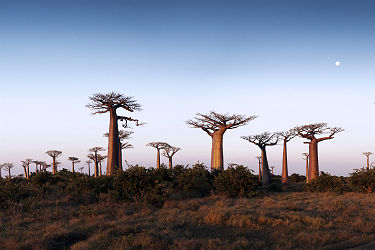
{"left": 241, "top": 132, "right": 279, "bottom": 148}
{"left": 87, "top": 92, "right": 142, "bottom": 115}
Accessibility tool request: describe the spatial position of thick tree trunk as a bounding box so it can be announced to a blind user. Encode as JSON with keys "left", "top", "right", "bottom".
{"left": 367, "top": 156, "right": 370, "bottom": 169}
{"left": 72, "top": 162, "right": 75, "bottom": 173}
{"left": 281, "top": 140, "right": 288, "bottom": 186}
{"left": 94, "top": 152, "right": 98, "bottom": 177}
{"left": 35, "top": 164, "right": 38, "bottom": 175}
{"left": 107, "top": 108, "right": 120, "bottom": 175}
{"left": 258, "top": 159, "right": 262, "bottom": 183}
{"left": 119, "top": 142, "right": 123, "bottom": 170}
{"left": 309, "top": 139, "right": 319, "bottom": 180}
{"left": 52, "top": 157, "right": 56, "bottom": 174}
{"left": 27, "top": 166, "right": 30, "bottom": 179}
{"left": 99, "top": 162, "right": 102, "bottom": 176}
{"left": 211, "top": 130, "right": 225, "bottom": 171}
{"left": 8, "top": 168, "right": 11, "bottom": 178}
{"left": 156, "top": 148, "right": 160, "bottom": 169}
{"left": 306, "top": 158, "right": 309, "bottom": 183}
{"left": 168, "top": 157, "right": 173, "bottom": 169}
{"left": 23, "top": 167, "right": 28, "bottom": 179}
{"left": 261, "top": 147, "right": 272, "bottom": 186}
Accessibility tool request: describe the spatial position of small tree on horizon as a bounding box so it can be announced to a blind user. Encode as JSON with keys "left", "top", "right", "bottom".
{"left": 302, "top": 153, "right": 310, "bottom": 183}
{"left": 86, "top": 160, "right": 92, "bottom": 176}
{"left": 46, "top": 150, "right": 62, "bottom": 174}
{"left": 162, "top": 145, "right": 181, "bottom": 169}
{"left": 278, "top": 129, "right": 297, "bottom": 186}
{"left": 68, "top": 157, "right": 80, "bottom": 173}
{"left": 3, "top": 163, "right": 14, "bottom": 178}
{"left": 88, "top": 147, "right": 105, "bottom": 177}
{"left": 241, "top": 132, "right": 279, "bottom": 186}
{"left": 295, "top": 123, "right": 344, "bottom": 180}
{"left": 363, "top": 152, "right": 373, "bottom": 169}
{"left": 187, "top": 111, "right": 257, "bottom": 171}
{"left": 256, "top": 156, "right": 262, "bottom": 183}
{"left": 147, "top": 142, "right": 170, "bottom": 169}
{"left": 21, "top": 158, "right": 33, "bottom": 179}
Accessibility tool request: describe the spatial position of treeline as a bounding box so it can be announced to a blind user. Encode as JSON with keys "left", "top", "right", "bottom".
{"left": 1, "top": 164, "right": 375, "bottom": 210}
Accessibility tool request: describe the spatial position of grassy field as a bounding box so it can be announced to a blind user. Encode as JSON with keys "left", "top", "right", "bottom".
{"left": 1, "top": 191, "right": 375, "bottom": 249}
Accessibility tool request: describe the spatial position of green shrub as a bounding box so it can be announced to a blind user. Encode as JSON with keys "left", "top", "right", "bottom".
{"left": 289, "top": 173, "right": 306, "bottom": 183}
{"left": 0, "top": 178, "right": 32, "bottom": 208}
{"left": 349, "top": 168, "right": 375, "bottom": 193}
{"left": 214, "top": 165, "right": 258, "bottom": 197}
{"left": 305, "top": 172, "right": 349, "bottom": 193}
{"left": 174, "top": 163, "right": 212, "bottom": 198}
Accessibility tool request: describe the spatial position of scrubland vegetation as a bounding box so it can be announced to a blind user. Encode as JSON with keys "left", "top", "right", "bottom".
{"left": 1, "top": 164, "right": 375, "bottom": 249}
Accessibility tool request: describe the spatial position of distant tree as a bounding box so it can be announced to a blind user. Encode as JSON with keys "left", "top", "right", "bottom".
{"left": 302, "top": 153, "right": 310, "bottom": 183}
{"left": 97, "top": 154, "right": 107, "bottom": 176}
{"left": 162, "top": 145, "right": 181, "bottom": 169}
{"left": 41, "top": 162, "right": 52, "bottom": 171}
{"left": 295, "top": 123, "right": 344, "bottom": 180}
{"left": 68, "top": 157, "right": 80, "bottom": 173}
{"left": 87, "top": 92, "right": 142, "bottom": 175}
{"left": 363, "top": 152, "right": 373, "bottom": 169}
{"left": 270, "top": 166, "right": 275, "bottom": 175}
{"left": 88, "top": 147, "right": 105, "bottom": 177}
{"left": 0, "top": 164, "right": 3, "bottom": 178}
{"left": 32, "top": 160, "right": 40, "bottom": 175}
{"left": 278, "top": 129, "right": 297, "bottom": 186}
{"left": 241, "top": 132, "right": 279, "bottom": 186}
{"left": 86, "top": 160, "right": 92, "bottom": 176}
{"left": 21, "top": 158, "right": 33, "bottom": 179}
{"left": 147, "top": 142, "right": 170, "bottom": 169}
{"left": 256, "top": 156, "right": 262, "bottom": 183}
{"left": 187, "top": 111, "right": 257, "bottom": 170}
{"left": 3, "top": 163, "right": 14, "bottom": 178}
{"left": 78, "top": 166, "right": 84, "bottom": 173}
{"left": 45, "top": 150, "right": 62, "bottom": 174}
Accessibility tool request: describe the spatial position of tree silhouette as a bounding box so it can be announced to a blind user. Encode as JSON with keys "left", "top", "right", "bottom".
{"left": 21, "top": 158, "right": 33, "bottom": 179}
{"left": 0, "top": 164, "right": 4, "bottom": 178}
{"left": 162, "top": 145, "right": 181, "bottom": 169}
{"left": 3, "top": 163, "right": 14, "bottom": 178}
{"left": 187, "top": 111, "right": 257, "bottom": 170}
{"left": 278, "top": 129, "right": 297, "bottom": 186}
{"left": 295, "top": 123, "right": 344, "bottom": 180}
{"left": 104, "top": 130, "right": 133, "bottom": 170}
{"left": 87, "top": 92, "right": 142, "bottom": 175}
{"left": 97, "top": 154, "right": 107, "bottom": 176}
{"left": 88, "top": 147, "right": 104, "bottom": 177}
{"left": 147, "top": 142, "right": 170, "bottom": 169}
{"left": 241, "top": 132, "right": 279, "bottom": 186}
{"left": 86, "top": 160, "right": 92, "bottom": 176}
{"left": 302, "top": 153, "right": 309, "bottom": 183}
{"left": 363, "top": 152, "right": 373, "bottom": 169}
{"left": 256, "top": 156, "right": 262, "bottom": 183}
{"left": 32, "top": 160, "right": 40, "bottom": 175}
{"left": 46, "top": 150, "right": 62, "bottom": 174}
{"left": 78, "top": 166, "right": 84, "bottom": 173}
{"left": 41, "top": 162, "right": 52, "bottom": 171}
{"left": 68, "top": 157, "right": 80, "bottom": 173}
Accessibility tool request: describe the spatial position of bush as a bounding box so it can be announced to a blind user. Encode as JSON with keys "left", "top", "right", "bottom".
{"left": 214, "top": 165, "right": 258, "bottom": 197}
{"left": 0, "top": 178, "right": 32, "bottom": 208}
{"left": 349, "top": 168, "right": 375, "bottom": 193}
{"left": 305, "top": 172, "right": 349, "bottom": 193}
{"left": 173, "top": 163, "right": 212, "bottom": 198}
{"left": 289, "top": 173, "right": 306, "bottom": 183}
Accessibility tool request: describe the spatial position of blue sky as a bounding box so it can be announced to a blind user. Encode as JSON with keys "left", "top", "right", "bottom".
{"left": 1, "top": 0, "right": 374, "bottom": 176}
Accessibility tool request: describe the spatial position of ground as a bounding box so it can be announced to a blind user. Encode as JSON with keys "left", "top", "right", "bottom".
{"left": 1, "top": 192, "right": 375, "bottom": 249}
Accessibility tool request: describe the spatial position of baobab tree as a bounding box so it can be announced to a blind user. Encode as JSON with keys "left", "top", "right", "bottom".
{"left": 278, "top": 129, "right": 297, "bottom": 186}
{"left": 302, "top": 153, "right": 309, "bottom": 183}
{"left": 97, "top": 154, "right": 107, "bottom": 176}
{"left": 363, "top": 152, "right": 373, "bottom": 169}
{"left": 68, "top": 157, "right": 80, "bottom": 173}
{"left": 87, "top": 92, "right": 142, "bottom": 175}
{"left": 3, "top": 163, "right": 14, "bottom": 178}
{"left": 78, "top": 166, "right": 84, "bottom": 173}
{"left": 21, "top": 158, "right": 33, "bottom": 179}
{"left": 46, "top": 150, "right": 62, "bottom": 174}
{"left": 88, "top": 147, "right": 105, "bottom": 177}
{"left": 33, "top": 160, "right": 40, "bottom": 174}
{"left": 256, "top": 156, "right": 262, "bottom": 183}
{"left": 86, "top": 160, "right": 92, "bottom": 176}
{"left": 0, "top": 164, "right": 4, "bottom": 178}
{"left": 241, "top": 132, "right": 279, "bottom": 186}
{"left": 295, "top": 123, "right": 344, "bottom": 180}
{"left": 147, "top": 142, "right": 170, "bottom": 169}
{"left": 162, "top": 145, "right": 181, "bottom": 169}
{"left": 187, "top": 111, "right": 257, "bottom": 170}
{"left": 104, "top": 130, "right": 133, "bottom": 170}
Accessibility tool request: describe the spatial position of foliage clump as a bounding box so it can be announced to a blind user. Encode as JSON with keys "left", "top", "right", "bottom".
{"left": 305, "top": 172, "right": 349, "bottom": 193}
{"left": 349, "top": 168, "right": 375, "bottom": 193}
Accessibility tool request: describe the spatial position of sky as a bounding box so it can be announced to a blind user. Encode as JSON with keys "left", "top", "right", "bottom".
{"left": 0, "top": 0, "right": 374, "bottom": 176}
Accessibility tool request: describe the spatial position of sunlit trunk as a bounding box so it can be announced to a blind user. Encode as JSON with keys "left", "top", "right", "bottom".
{"left": 156, "top": 148, "right": 160, "bottom": 169}
{"left": 94, "top": 151, "right": 98, "bottom": 177}
{"left": 168, "top": 157, "right": 173, "bottom": 169}
{"left": 107, "top": 108, "right": 120, "bottom": 175}
{"left": 211, "top": 130, "right": 225, "bottom": 171}
{"left": 258, "top": 159, "right": 262, "bottom": 183}
{"left": 309, "top": 138, "right": 319, "bottom": 180}
{"left": 52, "top": 157, "right": 56, "bottom": 174}
{"left": 23, "top": 167, "right": 28, "bottom": 179}
{"left": 72, "top": 162, "right": 75, "bottom": 173}
{"left": 306, "top": 157, "right": 309, "bottom": 183}
{"left": 99, "top": 161, "right": 102, "bottom": 176}
{"left": 281, "top": 140, "right": 288, "bottom": 186}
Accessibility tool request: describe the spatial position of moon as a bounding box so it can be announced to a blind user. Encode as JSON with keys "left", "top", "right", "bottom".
{"left": 335, "top": 61, "right": 341, "bottom": 66}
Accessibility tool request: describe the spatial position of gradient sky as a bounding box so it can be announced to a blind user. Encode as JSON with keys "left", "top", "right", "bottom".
{"left": 1, "top": 0, "right": 374, "bottom": 176}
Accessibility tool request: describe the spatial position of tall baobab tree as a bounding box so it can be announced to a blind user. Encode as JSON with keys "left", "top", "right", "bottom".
{"left": 86, "top": 160, "right": 92, "bottom": 176}
{"left": 302, "top": 153, "right": 309, "bottom": 183}
{"left": 278, "top": 129, "right": 297, "bottom": 186}
{"left": 187, "top": 111, "right": 257, "bottom": 170}
{"left": 363, "top": 152, "right": 373, "bottom": 169}
{"left": 3, "top": 163, "right": 14, "bottom": 178}
{"left": 97, "top": 154, "right": 107, "bottom": 176}
{"left": 104, "top": 130, "right": 133, "bottom": 170}
{"left": 147, "top": 142, "right": 170, "bottom": 169}
{"left": 256, "top": 156, "right": 262, "bottom": 183}
{"left": 46, "top": 150, "right": 62, "bottom": 174}
{"left": 241, "top": 132, "right": 279, "bottom": 186}
{"left": 88, "top": 147, "right": 105, "bottom": 177}
{"left": 162, "top": 145, "right": 181, "bottom": 169}
{"left": 68, "top": 157, "right": 80, "bottom": 173}
{"left": 295, "top": 123, "right": 344, "bottom": 180}
{"left": 21, "top": 158, "right": 33, "bottom": 179}
{"left": 87, "top": 92, "right": 142, "bottom": 175}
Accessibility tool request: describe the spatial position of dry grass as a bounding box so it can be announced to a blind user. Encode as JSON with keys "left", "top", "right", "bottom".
{"left": 1, "top": 192, "right": 375, "bottom": 249}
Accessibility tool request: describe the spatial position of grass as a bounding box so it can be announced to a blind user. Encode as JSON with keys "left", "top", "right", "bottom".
{"left": 1, "top": 192, "right": 375, "bottom": 249}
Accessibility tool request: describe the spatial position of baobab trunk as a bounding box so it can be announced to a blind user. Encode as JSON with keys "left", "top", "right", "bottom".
{"left": 261, "top": 147, "right": 272, "bottom": 186}
{"left": 107, "top": 108, "right": 120, "bottom": 175}
{"left": 258, "top": 160, "right": 262, "bottom": 183}
{"left": 309, "top": 139, "right": 319, "bottom": 180}
{"left": 23, "top": 168, "right": 28, "bottom": 179}
{"left": 52, "top": 158, "right": 56, "bottom": 174}
{"left": 211, "top": 130, "right": 224, "bottom": 171}
{"left": 94, "top": 152, "right": 98, "bottom": 177}
{"left": 27, "top": 166, "right": 30, "bottom": 178}
{"left": 71, "top": 162, "right": 75, "bottom": 173}
{"left": 168, "top": 157, "right": 173, "bottom": 169}
{"left": 118, "top": 141, "right": 123, "bottom": 170}
{"left": 305, "top": 157, "right": 309, "bottom": 183}
{"left": 99, "top": 162, "right": 102, "bottom": 176}
{"left": 156, "top": 148, "right": 160, "bottom": 169}
{"left": 367, "top": 157, "right": 370, "bottom": 169}
{"left": 281, "top": 140, "right": 288, "bottom": 186}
